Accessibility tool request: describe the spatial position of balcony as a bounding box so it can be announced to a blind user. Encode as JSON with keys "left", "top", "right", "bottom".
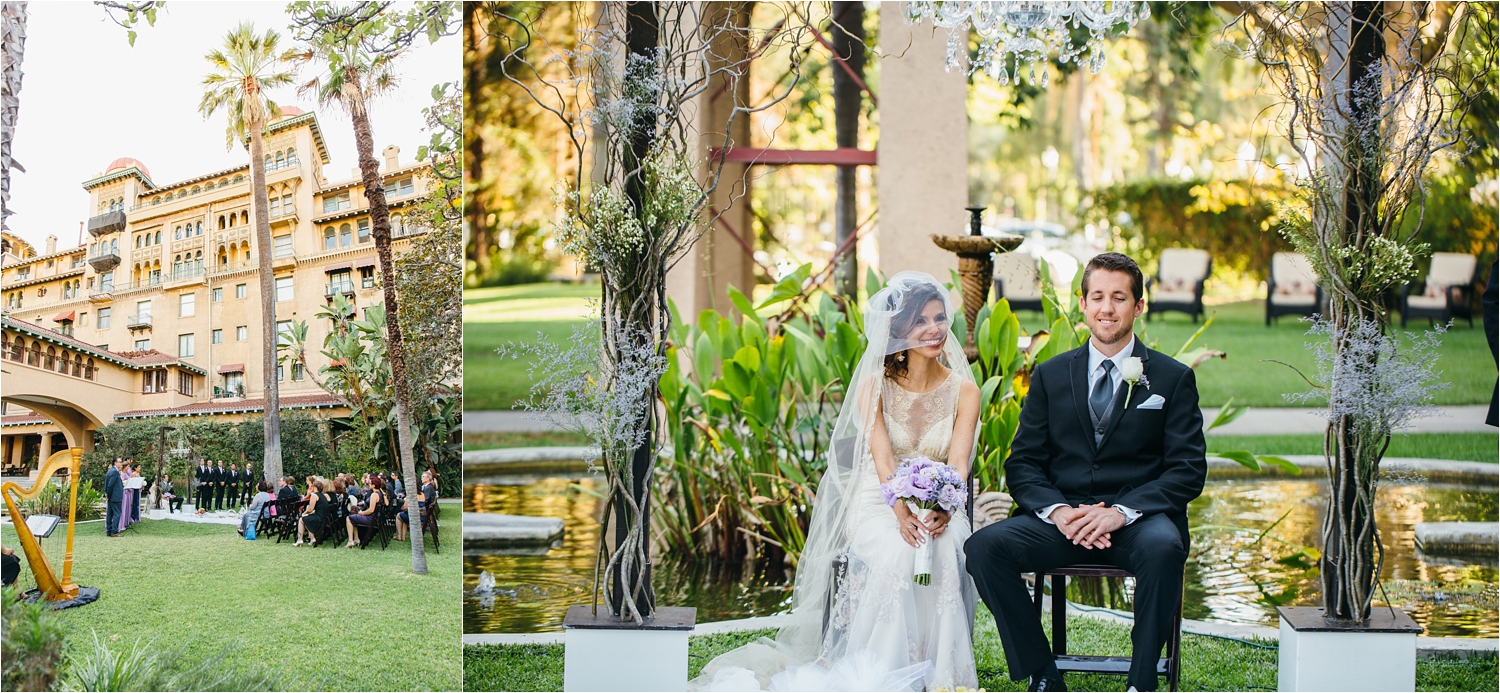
{"left": 126, "top": 313, "right": 153, "bottom": 331}
{"left": 88, "top": 252, "right": 121, "bottom": 272}
{"left": 271, "top": 248, "right": 297, "bottom": 271}
{"left": 324, "top": 280, "right": 356, "bottom": 298}
{"left": 87, "top": 210, "right": 127, "bottom": 237}
{"left": 265, "top": 157, "right": 300, "bottom": 174}
{"left": 88, "top": 290, "right": 113, "bottom": 303}
{"left": 210, "top": 259, "right": 257, "bottom": 276}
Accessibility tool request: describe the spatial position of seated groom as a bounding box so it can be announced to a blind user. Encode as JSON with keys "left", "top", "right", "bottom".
{"left": 965, "top": 252, "right": 1207, "bottom": 692}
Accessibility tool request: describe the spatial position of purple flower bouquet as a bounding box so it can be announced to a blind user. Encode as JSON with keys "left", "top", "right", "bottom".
{"left": 880, "top": 456, "right": 967, "bottom": 585}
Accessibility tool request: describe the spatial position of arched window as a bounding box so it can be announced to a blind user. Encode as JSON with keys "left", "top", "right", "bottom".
{"left": 264, "top": 155, "right": 273, "bottom": 169}
{"left": 136, "top": 235, "right": 142, "bottom": 249}
{"left": 27, "top": 341, "right": 40, "bottom": 366}
{"left": 192, "top": 186, "right": 201, "bottom": 195}
{"left": 324, "top": 227, "right": 336, "bottom": 250}
{"left": 339, "top": 223, "right": 352, "bottom": 247}
{"left": 275, "top": 152, "right": 285, "bottom": 168}
{"left": 153, "top": 196, "right": 162, "bottom": 205}
{"left": 110, "top": 239, "right": 118, "bottom": 254}
{"left": 219, "top": 215, "right": 227, "bottom": 229}
{"left": 8, "top": 336, "right": 21, "bottom": 361}
{"left": 241, "top": 210, "right": 249, "bottom": 225}
{"left": 205, "top": 181, "right": 215, "bottom": 191}
{"left": 392, "top": 214, "right": 404, "bottom": 235}
{"left": 286, "top": 147, "right": 297, "bottom": 163}
{"left": 85, "top": 358, "right": 96, "bottom": 380}
{"left": 233, "top": 174, "right": 244, "bottom": 184}
{"left": 174, "top": 226, "right": 182, "bottom": 240}
{"left": 154, "top": 230, "right": 162, "bottom": 245}
{"left": 57, "top": 349, "right": 70, "bottom": 373}
{"left": 196, "top": 221, "right": 203, "bottom": 236}
{"left": 44, "top": 346, "right": 55, "bottom": 370}
{"left": 73, "top": 354, "right": 83, "bottom": 377}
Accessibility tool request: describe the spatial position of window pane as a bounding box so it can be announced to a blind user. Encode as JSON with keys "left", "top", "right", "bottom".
{"left": 212, "top": 329, "right": 223, "bottom": 344}
{"left": 275, "top": 276, "right": 294, "bottom": 302}
{"left": 179, "top": 292, "right": 195, "bottom": 317}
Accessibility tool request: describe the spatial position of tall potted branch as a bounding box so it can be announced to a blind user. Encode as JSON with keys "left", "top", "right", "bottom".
{"left": 1230, "top": 3, "right": 1490, "bottom": 689}
{"left": 199, "top": 22, "right": 297, "bottom": 485}
{"left": 488, "top": 3, "right": 812, "bottom": 689}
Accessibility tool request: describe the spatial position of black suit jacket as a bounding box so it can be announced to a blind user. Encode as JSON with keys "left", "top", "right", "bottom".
{"left": 1005, "top": 338, "right": 1208, "bottom": 543}
{"left": 277, "top": 485, "right": 299, "bottom": 502}
{"left": 242, "top": 468, "right": 258, "bottom": 486}
{"left": 196, "top": 466, "right": 211, "bottom": 488}
{"left": 214, "top": 466, "right": 227, "bottom": 484}
{"left": 104, "top": 467, "right": 124, "bottom": 502}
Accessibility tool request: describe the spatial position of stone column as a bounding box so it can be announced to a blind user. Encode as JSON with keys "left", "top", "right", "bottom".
{"left": 876, "top": 3, "right": 969, "bottom": 281}
{"left": 667, "top": 2, "right": 756, "bottom": 320}
{"left": 38, "top": 430, "right": 52, "bottom": 466}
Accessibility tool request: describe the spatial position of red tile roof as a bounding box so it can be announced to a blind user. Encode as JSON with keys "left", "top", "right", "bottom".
{"left": 1, "top": 413, "right": 50, "bottom": 427}
{"left": 3, "top": 314, "right": 137, "bottom": 368}
{"left": 114, "top": 393, "right": 347, "bottom": 420}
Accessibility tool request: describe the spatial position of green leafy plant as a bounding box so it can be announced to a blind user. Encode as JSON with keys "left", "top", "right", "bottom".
{"left": 17, "top": 480, "right": 105, "bottom": 522}
{"left": 1, "top": 586, "right": 66, "bottom": 692}
{"left": 63, "top": 633, "right": 284, "bottom": 692}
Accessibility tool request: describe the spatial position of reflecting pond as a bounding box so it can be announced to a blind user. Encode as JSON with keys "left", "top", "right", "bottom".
{"left": 464, "top": 473, "right": 1496, "bottom": 637}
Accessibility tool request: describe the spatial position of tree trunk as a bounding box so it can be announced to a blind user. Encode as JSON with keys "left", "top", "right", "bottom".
{"left": 830, "top": 1, "right": 864, "bottom": 298}
{"left": 247, "top": 102, "right": 282, "bottom": 485}
{"left": 347, "top": 77, "right": 428, "bottom": 575}
{"left": 464, "top": 1, "right": 492, "bottom": 279}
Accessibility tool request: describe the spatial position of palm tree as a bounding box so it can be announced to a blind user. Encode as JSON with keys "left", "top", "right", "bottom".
{"left": 200, "top": 22, "right": 296, "bottom": 485}
{"left": 291, "top": 4, "right": 449, "bottom": 574}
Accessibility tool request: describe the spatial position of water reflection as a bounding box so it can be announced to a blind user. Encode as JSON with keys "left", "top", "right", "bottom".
{"left": 463, "top": 475, "right": 1496, "bottom": 637}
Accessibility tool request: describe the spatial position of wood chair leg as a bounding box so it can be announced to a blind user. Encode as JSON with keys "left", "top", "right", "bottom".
{"left": 1051, "top": 575, "right": 1067, "bottom": 657}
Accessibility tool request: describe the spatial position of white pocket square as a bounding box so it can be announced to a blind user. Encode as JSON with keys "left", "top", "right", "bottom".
{"left": 1137, "top": 394, "right": 1166, "bottom": 410}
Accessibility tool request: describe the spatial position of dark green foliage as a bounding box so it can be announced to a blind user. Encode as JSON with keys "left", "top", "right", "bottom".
{"left": 17, "top": 480, "right": 104, "bottom": 522}
{"left": 1, "top": 587, "right": 67, "bottom": 692}
{"left": 85, "top": 413, "right": 337, "bottom": 490}
{"left": 1089, "top": 177, "right": 1295, "bottom": 281}
{"left": 1397, "top": 174, "right": 1498, "bottom": 273}
{"left": 237, "top": 412, "right": 334, "bottom": 481}
{"left": 470, "top": 251, "right": 557, "bottom": 287}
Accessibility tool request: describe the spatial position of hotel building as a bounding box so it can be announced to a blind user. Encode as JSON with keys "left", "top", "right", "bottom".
{"left": 0, "top": 107, "right": 433, "bottom": 474}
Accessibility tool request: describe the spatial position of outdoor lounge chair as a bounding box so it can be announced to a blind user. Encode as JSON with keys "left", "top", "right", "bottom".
{"left": 1266, "top": 252, "right": 1324, "bottom": 325}
{"left": 1402, "top": 252, "right": 1480, "bottom": 327}
{"left": 993, "top": 251, "right": 1045, "bottom": 314}
{"left": 1148, "top": 248, "right": 1211, "bottom": 323}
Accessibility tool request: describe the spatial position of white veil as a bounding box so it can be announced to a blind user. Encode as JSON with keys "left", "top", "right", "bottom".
{"left": 693, "top": 271, "right": 981, "bottom": 691}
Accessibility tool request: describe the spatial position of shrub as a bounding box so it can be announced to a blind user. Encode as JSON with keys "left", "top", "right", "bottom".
{"left": 62, "top": 634, "right": 283, "bottom": 692}
{"left": 17, "top": 480, "right": 104, "bottom": 522}
{"left": 470, "top": 251, "right": 557, "bottom": 287}
{"left": 1, "top": 587, "right": 67, "bottom": 692}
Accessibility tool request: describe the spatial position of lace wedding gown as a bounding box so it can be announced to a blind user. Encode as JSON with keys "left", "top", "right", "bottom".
{"left": 700, "top": 368, "right": 978, "bottom": 692}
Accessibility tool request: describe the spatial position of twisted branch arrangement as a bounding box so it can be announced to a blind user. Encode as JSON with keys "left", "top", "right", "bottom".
{"left": 1224, "top": 2, "right": 1492, "bottom": 621}
{"left": 488, "top": 2, "right": 815, "bottom": 624}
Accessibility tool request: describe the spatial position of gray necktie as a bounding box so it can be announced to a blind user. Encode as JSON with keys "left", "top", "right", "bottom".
{"left": 1090, "top": 360, "right": 1115, "bottom": 431}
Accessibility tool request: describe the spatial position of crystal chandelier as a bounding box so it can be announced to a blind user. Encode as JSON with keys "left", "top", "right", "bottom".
{"left": 906, "top": 1, "right": 1151, "bottom": 87}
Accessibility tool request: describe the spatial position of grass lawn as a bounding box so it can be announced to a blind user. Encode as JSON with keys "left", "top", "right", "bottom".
{"left": 4, "top": 507, "right": 463, "bottom": 691}
{"left": 1014, "top": 299, "right": 1494, "bottom": 408}
{"left": 462, "top": 607, "right": 1498, "bottom": 691}
{"left": 462, "top": 431, "right": 594, "bottom": 451}
{"left": 1207, "top": 432, "right": 1499, "bottom": 463}
{"left": 465, "top": 284, "right": 1495, "bottom": 411}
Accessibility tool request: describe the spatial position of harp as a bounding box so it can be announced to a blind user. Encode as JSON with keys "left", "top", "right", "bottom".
{"left": 1, "top": 447, "right": 82, "bottom": 601}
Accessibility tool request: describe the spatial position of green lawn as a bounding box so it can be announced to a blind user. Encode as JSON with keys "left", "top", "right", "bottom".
{"left": 462, "top": 431, "right": 594, "bottom": 451}
{"left": 1014, "top": 299, "right": 1494, "bottom": 408}
{"left": 461, "top": 286, "right": 595, "bottom": 385}
{"left": 4, "top": 509, "right": 462, "bottom": 691}
{"left": 462, "top": 607, "right": 1498, "bottom": 691}
{"left": 464, "top": 285, "right": 1496, "bottom": 411}
{"left": 1207, "top": 432, "right": 1499, "bottom": 463}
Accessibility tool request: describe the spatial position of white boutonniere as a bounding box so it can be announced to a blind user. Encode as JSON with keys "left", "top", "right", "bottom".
{"left": 1121, "top": 357, "right": 1149, "bottom": 409}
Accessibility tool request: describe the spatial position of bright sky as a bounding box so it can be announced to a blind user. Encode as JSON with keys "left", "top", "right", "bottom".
{"left": 8, "top": 1, "right": 459, "bottom": 252}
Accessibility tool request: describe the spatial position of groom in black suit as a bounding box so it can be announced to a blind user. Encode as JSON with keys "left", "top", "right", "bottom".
{"left": 965, "top": 252, "right": 1207, "bottom": 692}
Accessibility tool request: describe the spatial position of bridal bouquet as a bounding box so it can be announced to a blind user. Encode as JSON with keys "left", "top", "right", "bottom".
{"left": 880, "top": 457, "right": 967, "bottom": 585}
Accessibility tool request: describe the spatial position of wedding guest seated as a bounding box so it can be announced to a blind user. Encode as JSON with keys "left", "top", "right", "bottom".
{"left": 239, "top": 481, "right": 274, "bottom": 536}
{"left": 157, "top": 474, "right": 184, "bottom": 513}
{"left": 345, "top": 474, "right": 388, "bottom": 548}
{"left": 384, "top": 472, "right": 404, "bottom": 498}
{"left": 396, "top": 469, "right": 437, "bottom": 542}
{"left": 276, "top": 476, "right": 300, "bottom": 502}
{"left": 294, "top": 477, "right": 328, "bottom": 546}
{"left": 2, "top": 546, "right": 18, "bottom": 588}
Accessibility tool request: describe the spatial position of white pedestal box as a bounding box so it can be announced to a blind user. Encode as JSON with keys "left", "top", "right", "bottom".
{"left": 563, "top": 605, "right": 695, "bottom": 692}
{"left": 147, "top": 508, "right": 168, "bottom": 520}
{"left": 1277, "top": 606, "right": 1421, "bottom": 692}
{"left": 182, "top": 503, "right": 196, "bottom": 514}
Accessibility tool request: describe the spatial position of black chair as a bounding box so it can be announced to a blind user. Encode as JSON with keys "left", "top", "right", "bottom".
{"left": 1401, "top": 252, "right": 1480, "bottom": 327}
{"left": 1147, "top": 249, "right": 1212, "bottom": 323}
{"left": 313, "top": 498, "right": 345, "bottom": 547}
{"left": 1032, "top": 564, "right": 1184, "bottom": 691}
{"left": 422, "top": 500, "right": 441, "bottom": 553}
{"left": 356, "top": 498, "right": 391, "bottom": 550}
{"left": 274, "top": 499, "right": 306, "bottom": 544}
{"left": 1266, "top": 252, "right": 1324, "bottom": 325}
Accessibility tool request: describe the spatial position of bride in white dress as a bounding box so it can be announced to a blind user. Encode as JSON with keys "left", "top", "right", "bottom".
{"left": 695, "top": 272, "right": 982, "bottom": 692}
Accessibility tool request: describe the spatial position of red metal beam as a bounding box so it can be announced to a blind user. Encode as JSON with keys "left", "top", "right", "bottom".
{"left": 711, "top": 147, "right": 876, "bottom": 166}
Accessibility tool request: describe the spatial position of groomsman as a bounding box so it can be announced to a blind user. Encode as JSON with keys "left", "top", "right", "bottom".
{"left": 227, "top": 463, "right": 242, "bottom": 510}
{"left": 194, "top": 459, "right": 212, "bottom": 512}
{"left": 213, "top": 459, "right": 228, "bottom": 511}
{"left": 104, "top": 458, "right": 124, "bottom": 537}
{"left": 241, "top": 464, "right": 257, "bottom": 506}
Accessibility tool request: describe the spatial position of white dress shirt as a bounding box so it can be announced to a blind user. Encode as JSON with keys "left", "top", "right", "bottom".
{"left": 1036, "top": 335, "right": 1142, "bottom": 527}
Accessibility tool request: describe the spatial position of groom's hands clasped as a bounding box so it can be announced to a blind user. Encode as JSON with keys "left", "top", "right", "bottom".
{"left": 1048, "top": 503, "right": 1125, "bottom": 549}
